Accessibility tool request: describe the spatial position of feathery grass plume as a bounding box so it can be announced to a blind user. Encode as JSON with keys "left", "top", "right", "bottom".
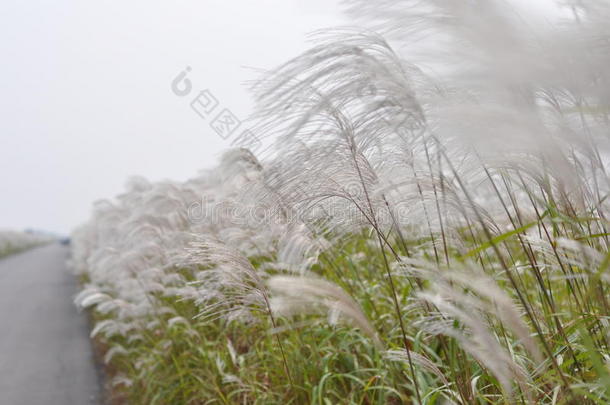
{"left": 259, "top": 223, "right": 327, "bottom": 273}
{"left": 416, "top": 289, "right": 530, "bottom": 399}
{"left": 384, "top": 349, "right": 449, "bottom": 388}
{"left": 183, "top": 236, "right": 296, "bottom": 387}
{"left": 268, "top": 275, "right": 383, "bottom": 349}
{"left": 443, "top": 268, "right": 543, "bottom": 364}
{"left": 250, "top": 31, "right": 412, "bottom": 232}
{"left": 345, "top": 0, "right": 609, "bottom": 210}
{"left": 182, "top": 237, "right": 269, "bottom": 323}
{"left": 398, "top": 257, "right": 541, "bottom": 397}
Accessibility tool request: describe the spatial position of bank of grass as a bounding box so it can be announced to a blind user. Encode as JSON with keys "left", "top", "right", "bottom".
{"left": 74, "top": 2, "right": 610, "bottom": 402}
{"left": 87, "top": 215, "right": 609, "bottom": 404}
{"left": 0, "top": 231, "right": 52, "bottom": 259}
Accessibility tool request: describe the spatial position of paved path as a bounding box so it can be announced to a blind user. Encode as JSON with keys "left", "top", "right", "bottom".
{"left": 0, "top": 243, "right": 102, "bottom": 405}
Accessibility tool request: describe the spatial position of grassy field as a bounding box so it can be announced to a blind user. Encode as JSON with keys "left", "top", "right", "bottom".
{"left": 75, "top": 218, "right": 609, "bottom": 404}
{"left": 72, "top": 2, "right": 609, "bottom": 404}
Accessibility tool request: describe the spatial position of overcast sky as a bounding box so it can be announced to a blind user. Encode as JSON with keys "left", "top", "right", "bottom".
{"left": 0, "top": 1, "right": 345, "bottom": 234}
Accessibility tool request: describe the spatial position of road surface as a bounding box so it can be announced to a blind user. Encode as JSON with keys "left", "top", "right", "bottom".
{"left": 0, "top": 243, "right": 102, "bottom": 404}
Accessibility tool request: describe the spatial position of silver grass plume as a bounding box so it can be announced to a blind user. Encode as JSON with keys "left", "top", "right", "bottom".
{"left": 267, "top": 275, "right": 383, "bottom": 349}
{"left": 398, "top": 257, "right": 540, "bottom": 397}
{"left": 182, "top": 237, "right": 269, "bottom": 323}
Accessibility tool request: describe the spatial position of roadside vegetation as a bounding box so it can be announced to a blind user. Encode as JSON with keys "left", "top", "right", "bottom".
{"left": 0, "top": 230, "right": 53, "bottom": 258}
{"left": 72, "top": 2, "right": 609, "bottom": 403}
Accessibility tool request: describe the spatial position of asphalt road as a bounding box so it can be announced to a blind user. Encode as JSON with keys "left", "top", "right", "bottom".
{"left": 0, "top": 243, "right": 102, "bottom": 405}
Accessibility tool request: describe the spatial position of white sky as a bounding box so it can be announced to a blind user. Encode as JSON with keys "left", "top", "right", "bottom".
{"left": 0, "top": 1, "right": 345, "bottom": 234}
